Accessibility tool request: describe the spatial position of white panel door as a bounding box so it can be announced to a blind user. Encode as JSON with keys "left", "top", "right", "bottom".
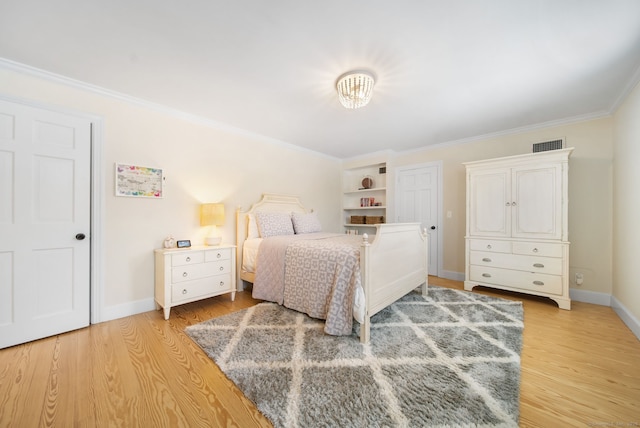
{"left": 0, "top": 99, "right": 91, "bottom": 349}
{"left": 396, "top": 164, "right": 440, "bottom": 276}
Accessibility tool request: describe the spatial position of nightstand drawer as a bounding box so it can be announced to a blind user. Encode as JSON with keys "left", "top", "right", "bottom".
{"left": 171, "top": 260, "right": 231, "bottom": 283}
{"left": 172, "top": 274, "right": 231, "bottom": 303}
{"left": 205, "top": 248, "right": 231, "bottom": 262}
{"left": 171, "top": 251, "right": 204, "bottom": 266}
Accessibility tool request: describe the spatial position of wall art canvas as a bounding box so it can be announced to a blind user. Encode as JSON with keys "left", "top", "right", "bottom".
{"left": 115, "top": 163, "right": 164, "bottom": 198}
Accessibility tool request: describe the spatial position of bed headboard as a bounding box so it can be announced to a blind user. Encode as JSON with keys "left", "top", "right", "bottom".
{"left": 235, "top": 193, "right": 311, "bottom": 290}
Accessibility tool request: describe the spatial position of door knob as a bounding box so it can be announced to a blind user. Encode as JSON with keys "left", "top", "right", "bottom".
{"left": 75, "top": 233, "right": 86, "bottom": 240}
{"left": 430, "top": 226, "right": 436, "bottom": 230}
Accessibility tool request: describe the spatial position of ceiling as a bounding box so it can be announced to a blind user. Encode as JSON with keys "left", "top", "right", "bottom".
{"left": 1, "top": 1, "right": 640, "bottom": 159}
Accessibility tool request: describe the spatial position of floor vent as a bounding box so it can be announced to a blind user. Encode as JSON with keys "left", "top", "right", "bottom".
{"left": 533, "top": 139, "right": 564, "bottom": 153}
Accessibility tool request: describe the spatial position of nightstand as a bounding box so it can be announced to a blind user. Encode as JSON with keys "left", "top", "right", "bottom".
{"left": 154, "top": 245, "right": 236, "bottom": 319}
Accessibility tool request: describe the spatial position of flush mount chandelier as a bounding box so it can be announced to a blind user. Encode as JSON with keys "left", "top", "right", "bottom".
{"left": 336, "top": 70, "right": 375, "bottom": 109}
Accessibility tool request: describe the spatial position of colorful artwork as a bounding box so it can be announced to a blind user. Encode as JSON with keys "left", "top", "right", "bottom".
{"left": 115, "top": 163, "right": 164, "bottom": 198}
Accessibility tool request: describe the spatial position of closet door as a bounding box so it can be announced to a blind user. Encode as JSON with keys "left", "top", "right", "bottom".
{"left": 467, "top": 168, "right": 510, "bottom": 238}
{"left": 511, "top": 164, "right": 562, "bottom": 240}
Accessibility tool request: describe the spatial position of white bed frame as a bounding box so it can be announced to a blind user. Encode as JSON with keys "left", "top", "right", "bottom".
{"left": 236, "top": 193, "right": 428, "bottom": 343}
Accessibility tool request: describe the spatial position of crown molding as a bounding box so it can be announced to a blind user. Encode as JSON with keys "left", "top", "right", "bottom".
{"left": 0, "top": 57, "right": 338, "bottom": 161}
{"left": 609, "top": 61, "right": 640, "bottom": 114}
{"left": 398, "top": 109, "right": 612, "bottom": 156}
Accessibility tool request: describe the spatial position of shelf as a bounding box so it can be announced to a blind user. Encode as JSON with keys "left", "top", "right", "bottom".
{"left": 342, "top": 161, "right": 387, "bottom": 234}
{"left": 344, "top": 206, "right": 386, "bottom": 210}
{"left": 343, "top": 187, "right": 387, "bottom": 195}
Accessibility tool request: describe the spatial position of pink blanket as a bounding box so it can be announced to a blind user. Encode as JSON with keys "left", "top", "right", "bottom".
{"left": 252, "top": 233, "right": 361, "bottom": 335}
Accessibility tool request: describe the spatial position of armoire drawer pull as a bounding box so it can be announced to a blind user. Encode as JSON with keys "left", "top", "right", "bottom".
{"left": 482, "top": 258, "right": 492, "bottom": 262}
{"left": 219, "top": 281, "right": 225, "bottom": 286}
{"left": 186, "top": 256, "right": 191, "bottom": 262}
{"left": 533, "top": 263, "right": 544, "bottom": 268}
{"left": 182, "top": 272, "right": 188, "bottom": 277}
{"left": 219, "top": 266, "right": 224, "bottom": 271}
{"left": 532, "top": 248, "right": 539, "bottom": 253}
{"left": 217, "top": 253, "right": 222, "bottom": 258}
{"left": 486, "top": 244, "right": 492, "bottom": 249}
{"left": 482, "top": 273, "right": 492, "bottom": 278}
{"left": 533, "top": 280, "right": 544, "bottom": 286}
{"left": 182, "top": 289, "right": 187, "bottom": 294}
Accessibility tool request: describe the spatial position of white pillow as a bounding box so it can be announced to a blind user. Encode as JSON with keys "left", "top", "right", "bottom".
{"left": 255, "top": 211, "right": 294, "bottom": 238}
{"left": 247, "top": 214, "right": 260, "bottom": 239}
{"left": 292, "top": 211, "right": 322, "bottom": 234}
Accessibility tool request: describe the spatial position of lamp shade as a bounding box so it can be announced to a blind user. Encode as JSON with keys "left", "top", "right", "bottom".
{"left": 200, "top": 203, "right": 225, "bottom": 226}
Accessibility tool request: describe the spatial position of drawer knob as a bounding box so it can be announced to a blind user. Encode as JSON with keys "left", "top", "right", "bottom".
{"left": 182, "top": 289, "right": 187, "bottom": 294}
{"left": 482, "top": 258, "right": 492, "bottom": 262}
{"left": 533, "top": 263, "right": 544, "bottom": 268}
{"left": 186, "top": 256, "right": 191, "bottom": 262}
{"left": 219, "top": 266, "right": 224, "bottom": 271}
{"left": 486, "top": 244, "right": 492, "bottom": 249}
{"left": 505, "top": 202, "right": 511, "bottom": 206}
{"left": 219, "top": 281, "right": 225, "bottom": 286}
{"left": 217, "top": 253, "right": 222, "bottom": 258}
{"left": 533, "top": 280, "right": 544, "bottom": 286}
{"left": 532, "top": 248, "right": 538, "bottom": 253}
{"left": 482, "top": 273, "right": 491, "bottom": 278}
{"left": 182, "top": 272, "right": 188, "bottom": 277}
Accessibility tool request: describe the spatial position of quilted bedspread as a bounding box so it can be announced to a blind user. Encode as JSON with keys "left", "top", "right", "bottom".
{"left": 252, "top": 233, "right": 362, "bottom": 335}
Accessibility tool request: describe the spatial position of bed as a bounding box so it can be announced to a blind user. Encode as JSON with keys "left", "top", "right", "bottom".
{"left": 235, "top": 193, "right": 428, "bottom": 343}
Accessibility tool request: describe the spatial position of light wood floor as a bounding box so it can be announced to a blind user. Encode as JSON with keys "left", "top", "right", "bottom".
{"left": 1, "top": 277, "right": 639, "bottom": 427}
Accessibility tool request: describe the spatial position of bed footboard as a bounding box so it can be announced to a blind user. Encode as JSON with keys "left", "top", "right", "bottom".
{"left": 359, "top": 223, "right": 428, "bottom": 343}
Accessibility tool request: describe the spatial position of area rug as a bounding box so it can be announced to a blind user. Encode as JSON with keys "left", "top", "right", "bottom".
{"left": 186, "top": 286, "right": 524, "bottom": 427}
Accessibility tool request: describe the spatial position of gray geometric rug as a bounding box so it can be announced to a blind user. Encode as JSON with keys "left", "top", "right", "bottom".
{"left": 186, "top": 286, "right": 523, "bottom": 427}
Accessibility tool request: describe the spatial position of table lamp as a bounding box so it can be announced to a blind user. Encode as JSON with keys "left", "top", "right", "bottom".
{"left": 200, "top": 203, "right": 225, "bottom": 246}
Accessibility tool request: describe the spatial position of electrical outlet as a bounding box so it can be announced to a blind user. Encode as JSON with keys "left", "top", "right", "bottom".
{"left": 575, "top": 272, "right": 584, "bottom": 285}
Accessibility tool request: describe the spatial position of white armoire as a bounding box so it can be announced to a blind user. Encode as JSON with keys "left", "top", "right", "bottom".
{"left": 464, "top": 148, "right": 573, "bottom": 309}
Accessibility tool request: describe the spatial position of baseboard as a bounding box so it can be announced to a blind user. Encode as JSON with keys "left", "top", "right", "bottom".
{"left": 569, "top": 288, "right": 612, "bottom": 306}
{"left": 99, "top": 297, "right": 157, "bottom": 323}
{"left": 611, "top": 296, "right": 640, "bottom": 341}
{"left": 438, "top": 270, "right": 465, "bottom": 282}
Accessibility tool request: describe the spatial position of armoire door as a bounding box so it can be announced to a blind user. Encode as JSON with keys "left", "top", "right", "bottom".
{"left": 467, "top": 168, "right": 511, "bottom": 238}
{"left": 511, "top": 164, "right": 562, "bottom": 240}
{"left": 0, "top": 99, "right": 91, "bottom": 349}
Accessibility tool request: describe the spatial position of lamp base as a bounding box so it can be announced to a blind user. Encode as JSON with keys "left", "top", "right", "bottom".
{"left": 205, "top": 236, "right": 222, "bottom": 246}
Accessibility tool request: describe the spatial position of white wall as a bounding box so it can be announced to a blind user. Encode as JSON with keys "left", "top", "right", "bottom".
{"left": 613, "top": 80, "right": 640, "bottom": 326}
{"left": 385, "top": 118, "right": 615, "bottom": 297}
{"left": 0, "top": 65, "right": 341, "bottom": 320}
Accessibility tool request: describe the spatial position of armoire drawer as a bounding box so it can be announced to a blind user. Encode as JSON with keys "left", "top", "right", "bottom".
{"left": 512, "top": 242, "right": 563, "bottom": 258}
{"left": 469, "top": 251, "right": 563, "bottom": 275}
{"left": 469, "top": 239, "right": 511, "bottom": 254}
{"left": 171, "top": 274, "right": 232, "bottom": 303}
{"left": 469, "top": 265, "right": 562, "bottom": 295}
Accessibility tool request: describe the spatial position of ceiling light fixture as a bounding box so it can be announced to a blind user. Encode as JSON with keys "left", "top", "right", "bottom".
{"left": 336, "top": 70, "right": 375, "bottom": 109}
